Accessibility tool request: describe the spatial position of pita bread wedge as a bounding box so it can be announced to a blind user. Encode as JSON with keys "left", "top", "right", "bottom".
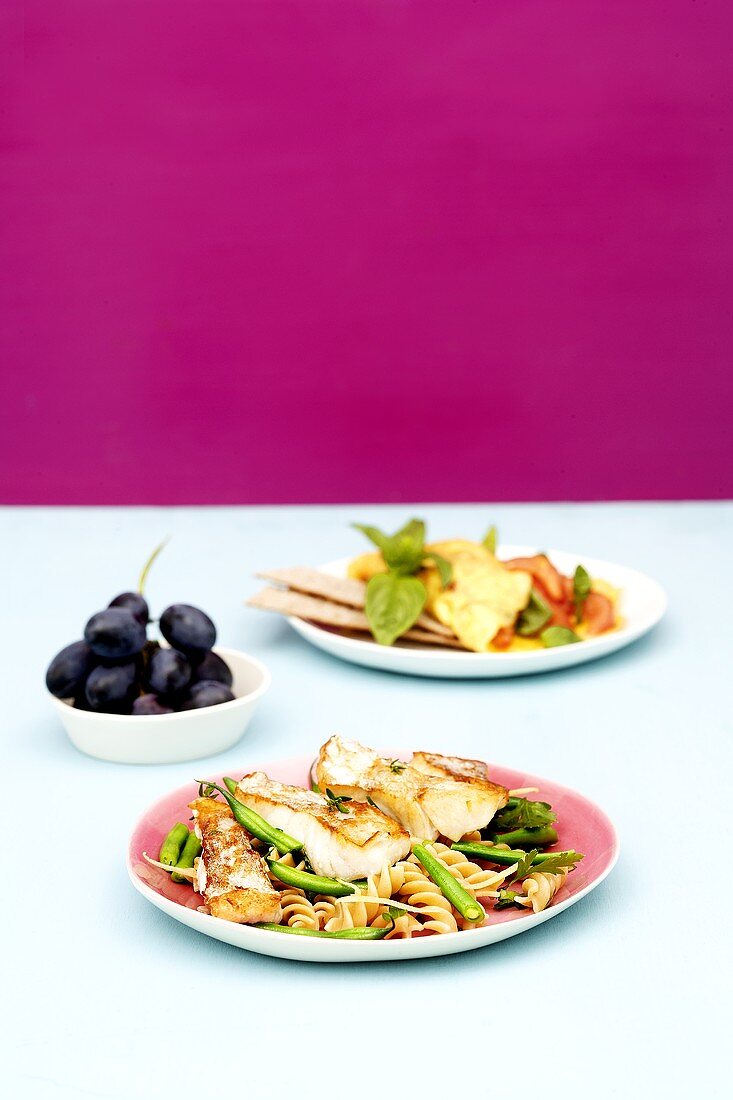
{"left": 247, "top": 588, "right": 464, "bottom": 648}
{"left": 255, "top": 566, "right": 454, "bottom": 638}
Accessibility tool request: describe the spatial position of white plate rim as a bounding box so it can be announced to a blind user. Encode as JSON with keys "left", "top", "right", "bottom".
{"left": 284, "top": 545, "right": 667, "bottom": 676}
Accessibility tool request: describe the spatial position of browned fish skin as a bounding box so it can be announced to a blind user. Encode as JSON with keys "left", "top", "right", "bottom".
{"left": 316, "top": 736, "right": 508, "bottom": 842}
{"left": 190, "top": 798, "right": 282, "bottom": 924}
{"left": 411, "top": 751, "right": 490, "bottom": 782}
{"left": 235, "top": 772, "right": 411, "bottom": 880}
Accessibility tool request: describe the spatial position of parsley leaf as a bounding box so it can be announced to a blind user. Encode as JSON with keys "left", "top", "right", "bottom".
{"left": 493, "top": 797, "right": 557, "bottom": 832}
{"left": 508, "top": 849, "right": 539, "bottom": 882}
{"left": 535, "top": 850, "right": 584, "bottom": 874}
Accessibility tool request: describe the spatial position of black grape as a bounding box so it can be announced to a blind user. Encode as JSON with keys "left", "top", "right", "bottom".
{"left": 84, "top": 607, "right": 147, "bottom": 659}
{"left": 109, "top": 591, "right": 149, "bottom": 626}
{"left": 46, "top": 641, "right": 96, "bottom": 698}
{"left": 190, "top": 650, "right": 233, "bottom": 688}
{"left": 147, "top": 648, "right": 191, "bottom": 695}
{"left": 85, "top": 662, "right": 138, "bottom": 711}
{"left": 159, "top": 604, "right": 216, "bottom": 654}
{"left": 132, "top": 693, "right": 173, "bottom": 716}
{"left": 182, "top": 680, "right": 235, "bottom": 709}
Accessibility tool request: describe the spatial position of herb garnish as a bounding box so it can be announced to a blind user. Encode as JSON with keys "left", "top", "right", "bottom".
{"left": 516, "top": 589, "right": 552, "bottom": 637}
{"left": 573, "top": 564, "right": 591, "bottom": 622}
{"left": 325, "top": 788, "right": 352, "bottom": 814}
{"left": 508, "top": 849, "right": 540, "bottom": 883}
{"left": 493, "top": 796, "right": 557, "bottom": 833}
{"left": 532, "top": 850, "right": 584, "bottom": 874}
{"left": 389, "top": 759, "right": 406, "bottom": 774}
{"left": 482, "top": 524, "right": 498, "bottom": 554}
{"left": 541, "top": 625, "right": 580, "bottom": 647}
{"left": 353, "top": 518, "right": 453, "bottom": 645}
{"left": 495, "top": 889, "right": 522, "bottom": 910}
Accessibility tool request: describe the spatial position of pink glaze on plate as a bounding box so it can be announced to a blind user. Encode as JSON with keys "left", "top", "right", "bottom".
{"left": 128, "top": 752, "right": 618, "bottom": 929}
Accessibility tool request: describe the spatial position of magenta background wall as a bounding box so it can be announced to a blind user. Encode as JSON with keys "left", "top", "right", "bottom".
{"left": 2, "top": 1, "right": 731, "bottom": 504}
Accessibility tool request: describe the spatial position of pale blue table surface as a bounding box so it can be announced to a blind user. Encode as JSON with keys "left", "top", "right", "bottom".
{"left": 2, "top": 503, "right": 731, "bottom": 1099}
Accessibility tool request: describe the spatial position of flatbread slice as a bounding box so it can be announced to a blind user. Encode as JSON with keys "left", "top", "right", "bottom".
{"left": 255, "top": 566, "right": 454, "bottom": 638}
{"left": 247, "top": 587, "right": 465, "bottom": 648}
{"left": 257, "top": 567, "right": 366, "bottom": 608}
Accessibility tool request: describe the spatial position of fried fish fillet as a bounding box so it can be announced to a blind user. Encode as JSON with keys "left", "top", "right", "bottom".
{"left": 190, "top": 797, "right": 282, "bottom": 924}
{"left": 315, "top": 736, "right": 508, "bottom": 843}
{"left": 410, "top": 750, "right": 489, "bottom": 782}
{"left": 234, "top": 772, "right": 411, "bottom": 880}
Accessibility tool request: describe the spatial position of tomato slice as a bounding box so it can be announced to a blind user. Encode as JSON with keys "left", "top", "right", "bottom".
{"left": 491, "top": 626, "right": 515, "bottom": 650}
{"left": 504, "top": 554, "right": 565, "bottom": 602}
{"left": 580, "top": 591, "right": 615, "bottom": 635}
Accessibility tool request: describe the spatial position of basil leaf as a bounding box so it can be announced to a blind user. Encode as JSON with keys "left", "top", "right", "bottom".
{"left": 365, "top": 573, "right": 426, "bottom": 646}
{"left": 540, "top": 625, "right": 580, "bottom": 648}
{"left": 352, "top": 523, "right": 389, "bottom": 553}
{"left": 482, "top": 524, "right": 498, "bottom": 554}
{"left": 382, "top": 519, "right": 426, "bottom": 574}
{"left": 573, "top": 564, "right": 591, "bottom": 622}
{"left": 392, "top": 518, "right": 425, "bottom": 544}
{"left": 353, "top": 518, "right": 426, "bottom": 575}
{"left": 516, "top": 589, "right": 552, "bottom": 636}
{"left": 423, "top": 551, "right": 453, "bottom": 588}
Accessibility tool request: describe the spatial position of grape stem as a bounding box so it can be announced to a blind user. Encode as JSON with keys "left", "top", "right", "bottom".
{"left": 137, "top": 537, "right": 170, "bottom": 595}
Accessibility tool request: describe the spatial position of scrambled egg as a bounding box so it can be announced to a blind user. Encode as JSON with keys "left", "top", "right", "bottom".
{"left": 348, "top": 540, "right": 621, "bottom": 652}
{"left": 421, "top": 540, "right": 532, "bottom": 651}
{"left": 350, "top": 539, "right": 533, "bottom": 652}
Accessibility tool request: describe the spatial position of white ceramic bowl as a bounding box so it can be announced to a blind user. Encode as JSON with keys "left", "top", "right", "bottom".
{"left": 51, "top": 646, "right": 271, "bottom": 765}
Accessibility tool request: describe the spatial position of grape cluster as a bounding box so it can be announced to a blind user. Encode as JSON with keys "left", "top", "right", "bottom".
{"left": 46, "top": 593, "right": 235, "bottom": 715}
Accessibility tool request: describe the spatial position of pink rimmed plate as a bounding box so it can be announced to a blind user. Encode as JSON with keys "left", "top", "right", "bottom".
{"left": 127, "top": 753, "right": 619, "bottom": 962}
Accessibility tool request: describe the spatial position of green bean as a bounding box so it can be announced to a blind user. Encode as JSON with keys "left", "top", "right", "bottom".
{"left": 488, "top": 825, "right": 558, "bottom": 848}
{"left": 195, "top": 780, "right": 302, "bottom": 855}
{"left": 453, "top": 842, "right": 571, "bottom": 867}
{"left": 256, "top": 923, "right": 388, "bottom": 939}
{"left": 413, "top": 843, "right": 486, "bottom": 924}
{"left": 220, "top": 776, "right": 302, "bottom": 854}
{"left": 171, "top": 831, "right": 202, "bottom": 883}
{"left": 266, "top": 859, "right": 356, "bottom": 897}
{"left": 159, "top": 823, "right": 190, "bottom": 866}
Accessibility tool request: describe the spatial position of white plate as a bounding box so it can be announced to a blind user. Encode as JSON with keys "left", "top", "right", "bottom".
{"left": 287, "top": 546, "right": 667, "bottom": 678}
{"left": 127, "top": 753, "right": 619, "bottom": 962}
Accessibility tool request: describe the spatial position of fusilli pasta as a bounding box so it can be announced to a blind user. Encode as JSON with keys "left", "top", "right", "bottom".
{"left": 397, "top": 861, "right": 458, "bottom": 934}
{"left": 515, "top": 869, "right": 569, "bottom": 913}
{"left": 420, "top": 841, "right": 507, "bottom": 897}
{"left": 279, "top": 888, "right": 319, "bottom": 930}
